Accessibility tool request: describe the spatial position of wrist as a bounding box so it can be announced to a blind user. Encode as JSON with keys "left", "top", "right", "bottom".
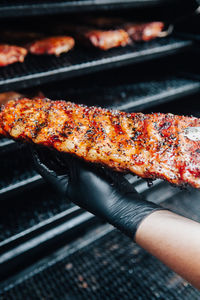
{"left": 105, "top": 193, "right": 165, "bottom": 239}
{"left": 135, "top": 210, "right": 173, "bottom": 244}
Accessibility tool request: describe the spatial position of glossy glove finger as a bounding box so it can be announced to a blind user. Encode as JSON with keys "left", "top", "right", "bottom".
{"left": 66, "top": 158, "right": 164, "bottom": 239}
{"left": 31, "top": 146, "right": 70, "bottom": 196}
{"left": 67, "top": 157, "right": 141, "bottom": 198}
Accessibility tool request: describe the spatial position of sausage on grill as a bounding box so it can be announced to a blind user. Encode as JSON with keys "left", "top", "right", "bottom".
{"left": 1, "top": 97, "right": 200, "bottom": 189}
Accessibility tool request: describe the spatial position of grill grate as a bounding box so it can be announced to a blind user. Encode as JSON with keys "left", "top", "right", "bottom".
{"left": 0, "top": 138, "right": 15, "bottom": 152}
{"left": 46, "top": 75, "right": 200, "bottom": 112}
{"left": 0, "top": 185, "right": 73, "bottom": 245}
{"left": 0, "top": 37, "right": 192, "bottom": 92}
{"left": 0, "top": 147, "right": 42, "bottom": 197}
{"left": 1, "top": 189, "right": 200, "bottom": 299}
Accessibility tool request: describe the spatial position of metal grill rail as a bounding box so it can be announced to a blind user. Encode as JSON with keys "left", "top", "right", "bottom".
{"left": 0, "top": 0, "right": 179, "bottom": 18}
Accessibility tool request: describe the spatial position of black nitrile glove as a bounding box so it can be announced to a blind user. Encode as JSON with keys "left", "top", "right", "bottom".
{"left": 32, "top": 147, "right": 165, "bottom": 240}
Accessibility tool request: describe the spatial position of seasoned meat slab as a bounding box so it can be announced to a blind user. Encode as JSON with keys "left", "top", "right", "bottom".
{"left": 1, "top": 98, "right": 200, "bottom": 189}
{"left": 0, "top": 44, "right": 27, "bottom": 67}
{"left": 27, "top": 36, "right": 75, "bottom": 56}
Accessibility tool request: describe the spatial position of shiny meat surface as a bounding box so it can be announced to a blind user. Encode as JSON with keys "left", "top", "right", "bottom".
{"left": 84, "top": 29, "right": 130, "bottom": 50}
{"left": 27, "top": 36, "right": 75, "bottom": 56}
{"left": 0, "top": 44, "right": 27, "bottom": 67}
{"left": 1, "top": 98, "right": 200, "bottom": 189}
{"left": 124, "top": 22, "right": 164, "bottom": 41}
{"left": 56, "top": 24, "right": 130, "bottom": 50}
{"left": 78, "top": 18, "right": 164, "bottom": 42}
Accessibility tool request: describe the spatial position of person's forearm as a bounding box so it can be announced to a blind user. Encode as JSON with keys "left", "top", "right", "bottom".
{"left": 135, "top": 210, "right": 200, "bottom": 289}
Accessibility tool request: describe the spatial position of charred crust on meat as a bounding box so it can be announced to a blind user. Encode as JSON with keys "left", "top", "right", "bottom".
{"left": 1, "top": 98, "right": 200, "bottom": 189}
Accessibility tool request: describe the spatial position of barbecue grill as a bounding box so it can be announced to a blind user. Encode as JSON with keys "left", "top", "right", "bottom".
{"left": 0, "top": 0, "right": 200, "bottom": 298}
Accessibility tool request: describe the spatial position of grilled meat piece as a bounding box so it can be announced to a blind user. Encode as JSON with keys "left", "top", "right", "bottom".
{"left": 27, "top": 36, "right": 75, "bottom": 56}
{"left": 79, "top": 17, "right": 165, "bottom": 42}
{"left": 0, "top": 44, "right": 27, "bottom": 67}
{"left": 84, "top": 29, "right": 130, "bottom": 50}
{"left": 57, "top": 24, "right": 130, "bottom": 50}
{"left": 1, "top": 98, "right": 200, "bottom": 189}
{"left": 124, "top": 22, "right": 164, "bottom": 41}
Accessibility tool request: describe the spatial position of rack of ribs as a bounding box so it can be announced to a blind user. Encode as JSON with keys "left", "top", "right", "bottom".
{"left": 0, "top": 97, "right": 200, "bottom": 189}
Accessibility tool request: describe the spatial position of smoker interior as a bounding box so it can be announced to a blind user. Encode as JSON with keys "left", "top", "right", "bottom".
{"left": 1, "top": 189, "right": 200, "bottom": 300}
{"left": 1, "top": 59, "right": 200, "bottom": 199}
{"left": 0, "top": 2, "right": 200, "bottom": 298}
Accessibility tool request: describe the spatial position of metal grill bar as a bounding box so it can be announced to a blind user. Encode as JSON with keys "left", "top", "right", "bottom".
{"left": 0, "top": 186, "right": 75, "bottom": 245}
{"left": 58, "top": 76, "right": 200, "bottom": 111}
{"left": 0, "top": 148, "right": 42, "bottom": 198}
{"left": 0, "top": 205, "right": 80, "bottom": 250}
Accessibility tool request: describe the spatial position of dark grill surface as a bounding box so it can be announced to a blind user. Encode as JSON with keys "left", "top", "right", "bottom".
{"left": 1, "top": 190, "right": 200, "bottom": 299}
{"left": 47, "top": 75, "right": 200, "bottom": 111}
{"left": 0, "top": 147, "right": 41, "bottom": 196}
{"left": 0, "top": 185, "right": 72, "bottom": 244}
{"left": 176, "top": 14, "right": 200, "bottom": 41}
{"left": 0, "top": 37, "right": 192, "bottom": 92}
{"left": 0, "top": 0, "right": 177, "bottom": 18}
{"left": 0, "top": 138, "right": 14, "bottom": 149}
{"left": 0, "top": 0, "right": 174, "bottom": 5}
{"left": 0, "top": 164, "right": 37, "bottom": 193}
{"left": 0, "top": 139, "right": 16, "bottom": 154}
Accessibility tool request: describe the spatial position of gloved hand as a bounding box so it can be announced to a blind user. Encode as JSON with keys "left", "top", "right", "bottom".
{"left": 32, "top": 147, "right": 165, "bottom": 240}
